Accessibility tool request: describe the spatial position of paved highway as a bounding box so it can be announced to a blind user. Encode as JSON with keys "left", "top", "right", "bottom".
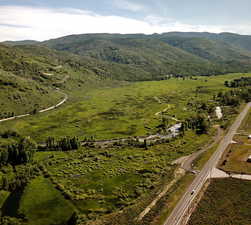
{"left": 181, "top": 126, "right": 223, "bottom": 171}
{"left": 164, "top": 102, "right": 251, "bottom": 225}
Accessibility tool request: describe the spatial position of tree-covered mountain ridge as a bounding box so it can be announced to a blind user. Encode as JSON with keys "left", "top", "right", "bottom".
{"left": 3, "top": 32, "right": 251, "bottom": 80}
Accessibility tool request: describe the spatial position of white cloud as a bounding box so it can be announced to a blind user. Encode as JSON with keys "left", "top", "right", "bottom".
{"left": 113, "top": 0, "right": 147, "bottom": 12}
{"left": 0, "top": 5, "right": 250, "bottom": 42}
{"left": 144, "top": 15, "right": 175, "bottom": 26}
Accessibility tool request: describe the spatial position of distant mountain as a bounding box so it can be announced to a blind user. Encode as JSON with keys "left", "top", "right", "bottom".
{"left": 3, "top": 32, "right": 251, "bottom": 82}
{"left": 41, "top": 32, "right": 251, "bottom": 77}
{"left": 157, "top": 35, "right": 251, "bottom": 66}
{"left": 160, "top": 32, "right": 251, "bottom": 52}
{"left": 44, "top": 34, "right": 219, "bottom": 77}
{"left": 2, "top": 40, "right": 39, "bottom": 46}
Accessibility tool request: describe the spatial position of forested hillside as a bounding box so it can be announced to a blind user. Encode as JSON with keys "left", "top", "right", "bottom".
{"left": 41, "top": 32, "right": 251, "bottom": 76}
{"left": 161, "top": 32, "right": 251, "bottom": 52}
{"left": 158, "top": 36, "right": 251, "bottom": 62}
{"left": 4, "top": 32, "right": 251, "bottom": 81}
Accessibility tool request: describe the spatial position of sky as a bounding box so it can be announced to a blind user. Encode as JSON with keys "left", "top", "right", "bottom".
{"left": 0, "top": 0, "right": 251, "bottom": 41}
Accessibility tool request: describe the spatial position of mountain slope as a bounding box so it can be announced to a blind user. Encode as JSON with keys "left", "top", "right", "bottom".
{"left": 0, "top": 44, "right": 70, "bottom": 117}
{"left": 43, "top": 33, "right": 250, "bottom": 77}
{"left": 160, "top": 32, "right": 251, "bottom": 52}
{"left": 2, "top": 40, "right": 39, "bottom": 46}
{"left": 2, "top": 31, "right": 251, "bottom": 112}
{"left": 0, "top": 44, "right": 99, "bottom": 117}
{"left": 0, "top": 69, "right": 63, "bottom": 117}
{"left": 158, "top": 36, "right": 251, "bottom": 61}
{"left": 1, "top": 42, "right": 169, "bottom": 116}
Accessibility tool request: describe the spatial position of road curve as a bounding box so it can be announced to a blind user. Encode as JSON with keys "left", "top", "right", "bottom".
{"left": 164, "top": 102, "right": 251, "bottom": 225}
{"left": 0, "top": 90, "right": 68, "bottom": 123}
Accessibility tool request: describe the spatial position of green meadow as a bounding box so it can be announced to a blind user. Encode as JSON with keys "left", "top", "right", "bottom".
{"left": 19, "top": 176, "right": 75, "bottom": 225}
{"left": 32, "top": 129, "right": 211, "bottom": 224}
{"left": 2, "top": 73, "right": 249, "bottom": 142}
{"left": 0, "top": 129, "right": 212, "bottom": 225}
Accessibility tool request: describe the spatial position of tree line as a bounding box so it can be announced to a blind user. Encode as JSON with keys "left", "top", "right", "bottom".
{"left": 0, "top": 137, "right": 37, "bottom": 166}
{"left": 224, "top": 77, "right": 251, "bottom": 88}
{"left": 0, "top": 164, "right": 40, "bottom": 192}
{"left": 44, "top": 136, "right": 80, "bottom": 151}
{"left": 181, "top": 114, "right": 210, "bottom": 135}
{"left": 217, "top": 88, "right": 251, "bottom": 106}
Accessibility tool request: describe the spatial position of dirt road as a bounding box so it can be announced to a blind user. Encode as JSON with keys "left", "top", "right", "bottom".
{"left": 0, "top": 90, "right": 68, "bottom": 123}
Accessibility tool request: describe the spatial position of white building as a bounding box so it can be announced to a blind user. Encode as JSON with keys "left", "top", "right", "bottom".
{"left": 215, "top": 106, "right": 223, "bottom": 119}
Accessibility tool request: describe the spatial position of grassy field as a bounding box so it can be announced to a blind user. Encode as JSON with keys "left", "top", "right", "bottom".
{"left": 18, "top": 176, "right": 75, "bottom": 225}
{"left": 219, "top": 144, "right": 251, "bottom": 174}
{"left": 193, "top": 145, "right": 218, "bottom": 170}
{"left": 188, "top": 178, "right": 251, "bottom": 225}
{"left": 2, "top": 73, "right": 250, "bottom": 142}
{"left": 32, "top": 129, "right": 212, "bottom": 224}
{"left": 239, "top": 108, "right": 251, "bottom": 132}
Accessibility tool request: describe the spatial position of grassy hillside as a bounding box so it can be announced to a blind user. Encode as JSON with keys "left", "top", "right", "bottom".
{"left": 0, "top": 44, "right": 70, "bottom": 117}
{"left": 218, "top": 33, "right": 251, "bottom": 52}
{"left": 2, "top": 40, "right": 39, "bottom": 46}
{"left": 188, "top": 178, "right": 251, "bottom": 225}
{"left": 0, "top": 44, "right": 128, "bottom": 116}
{"left": 0, "top": 69, "right": 63, "bottom": 117}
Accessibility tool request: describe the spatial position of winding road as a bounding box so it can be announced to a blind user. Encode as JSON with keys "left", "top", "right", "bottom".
{"left": 0, "top": 90, "right": 68, "bottom": 123}
{"left": 164, "top": 102, "right": 251, "bottom": 225}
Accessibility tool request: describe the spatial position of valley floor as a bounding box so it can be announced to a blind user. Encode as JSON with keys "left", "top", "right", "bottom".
{"left": 1, "top": 73, "right": 251, "bottom": 225}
